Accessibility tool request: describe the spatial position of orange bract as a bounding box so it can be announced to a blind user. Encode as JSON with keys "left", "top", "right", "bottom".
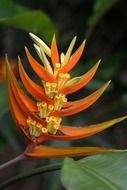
{"left": 6, "top": 33, "right": 127, "bottom": 158}
{"left": 51, "top": 35, "right": 60, "bottom": 66}
{"left": 59, "top": 40, "right": 85, "bottom": 73}
{"left": 60, "top": 62, "right": 100, "bottom": 95}
{"left": 0, "top": 58, "right": 18, "bottom": 83}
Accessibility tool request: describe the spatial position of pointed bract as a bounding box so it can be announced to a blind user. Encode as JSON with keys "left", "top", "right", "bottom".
{"left": 63, "top": 36, "right": 77, "bottom": 66}
{"left": 25, "top": 47, "right": 56, "bottom": 82}
{"left": 18, "top": 57, "right": 52, "bottom": 104}
{"left": 25, "top": 145, "right": 114, "bottom": 158}
{"left": 59, "top": 40, "right": 86, "bottom": 73}
{"left": 59, "top": 116, "right": 127, "bottom": 140}
{"left": 29, "top": 32, "right": 51, "bottom": 57}
{"left": 60, "top": 61, "right": 100, "bottom": 94}
{"left": 7, "top": 73, "right": 31, "bottom": 140}
{"left": 53, "top": 81, "right": 110, "bottom": 116}
{"left": 51, "top": 34, "right": 60, "bottom": 66}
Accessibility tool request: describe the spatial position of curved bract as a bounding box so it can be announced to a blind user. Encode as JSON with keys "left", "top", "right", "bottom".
{"left": 6, "top": 33, "right": 127, "bottom": 158}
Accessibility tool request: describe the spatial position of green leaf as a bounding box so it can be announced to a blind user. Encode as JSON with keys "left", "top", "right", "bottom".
{"left": 61, "top": 152, "right": 127, "bottom": 190}
{"left": 96, "top": 57, "right": 119, "bottom": 80}
{"left": 0, "top": 0, "right": 57, "bottom": 42}
{"left": 87, "top": 0, "right": 118, "bottom": 27}
{"left": 0, "top": 11, "right": 56, "bottom": 42}
{"left": 90, "top": 56, "right": 120, "bottom": 83}
{"left": 0, "top": 0, "right": 27, "bottom": 18}
{"left": 0, "top": 113, "right": 21, "bottom": 150}
{"left": 0, "top": 83, "right": 8, "bottom": 115}
{"left": 0, "top": 83, "right": 20, "bottom": 149}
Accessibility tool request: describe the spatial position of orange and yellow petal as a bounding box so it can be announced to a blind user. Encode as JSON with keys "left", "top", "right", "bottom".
{"left": 60, "top": 61, "right": 100, "bottom": 95}
{"left": 29, "top": 32, "right": 51, "bottom": 57}
{"left": 34, "top": 116, "right": 127, "bottom": 143}
{"left": 25, "top": 145, "right": 115, "bottom": 158}
{"left": 25, "top": 47, "right": 56, "bottom": 82}
{"left": 7, "top": 58, "right": 47, "bottom": 139}
{"left": 7, "top": 64, "right": 31, "bottom": 140}
{"left": 0, "top": 58, "right": 18, "bottom": 83}
{"left": 53, "top": 81, "right": 110, "bottom": 116}
{"left": 51, "top": 35, "right": 60, "bottom": 66}
{"left": 59, "top": 40, "right": 86, "bottom": 73}
{"left": 59, "top": 116, "right": 127, "bottom": 140}
{"left": 18, "top": 58, "right": 52, "bottom": 104}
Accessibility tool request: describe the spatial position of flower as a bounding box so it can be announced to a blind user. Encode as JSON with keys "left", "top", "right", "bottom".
{"left": 0, "top": 58, "right": 18, "bottom": 83}
{"left": 6, "top": 33, "right": 127, "bottom": 158}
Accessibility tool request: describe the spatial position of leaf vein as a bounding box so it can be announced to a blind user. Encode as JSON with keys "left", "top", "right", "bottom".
{"left": 80, "top": 165, "right": 120, "bottom": 190}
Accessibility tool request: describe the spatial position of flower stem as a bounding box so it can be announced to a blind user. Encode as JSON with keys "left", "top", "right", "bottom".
{"left": 0, "top": 154, "right": 24, "bottom": 171}
{"left": 0, "top": 162, "right": 62, "bottom": 189}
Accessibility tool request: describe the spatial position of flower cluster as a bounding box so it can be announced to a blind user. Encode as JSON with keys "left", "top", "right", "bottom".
{"left": 6, "top": 33, "right": 126, "bottom": 158}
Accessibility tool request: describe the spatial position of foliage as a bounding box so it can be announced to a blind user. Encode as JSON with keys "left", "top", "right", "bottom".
{"left": 61, "top": 152, "right": 127, "bottom": 190}
{"left": 87, "top": 0, "right": 118, "bottom": 27}
{"left": 0, "top": 83, "right": 8, "bottom": 115}
{"left": 0, "top": 0, "right": 57, "bottom": 42}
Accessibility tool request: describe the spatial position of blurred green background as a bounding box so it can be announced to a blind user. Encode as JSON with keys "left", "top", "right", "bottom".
{"left": 0, "top": 0, "right": 127, "bottom": 189}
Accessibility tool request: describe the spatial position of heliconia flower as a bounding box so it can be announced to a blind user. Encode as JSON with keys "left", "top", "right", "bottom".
{"left": 6, "top": 33, "right": 127, "bottom": 158}
{"left": 0, "top": 58, "right": 18, "bottom": 83}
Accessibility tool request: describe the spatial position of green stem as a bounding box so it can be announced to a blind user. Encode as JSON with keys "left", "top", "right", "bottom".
{"left": 85, "top": 0, "right": 119, "bottom": 41}
{"left": 0, "top": 162, "right": 62, "bottom": 189}
{"left": 0, "top": 154, "right": 24, "bottom": 171}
